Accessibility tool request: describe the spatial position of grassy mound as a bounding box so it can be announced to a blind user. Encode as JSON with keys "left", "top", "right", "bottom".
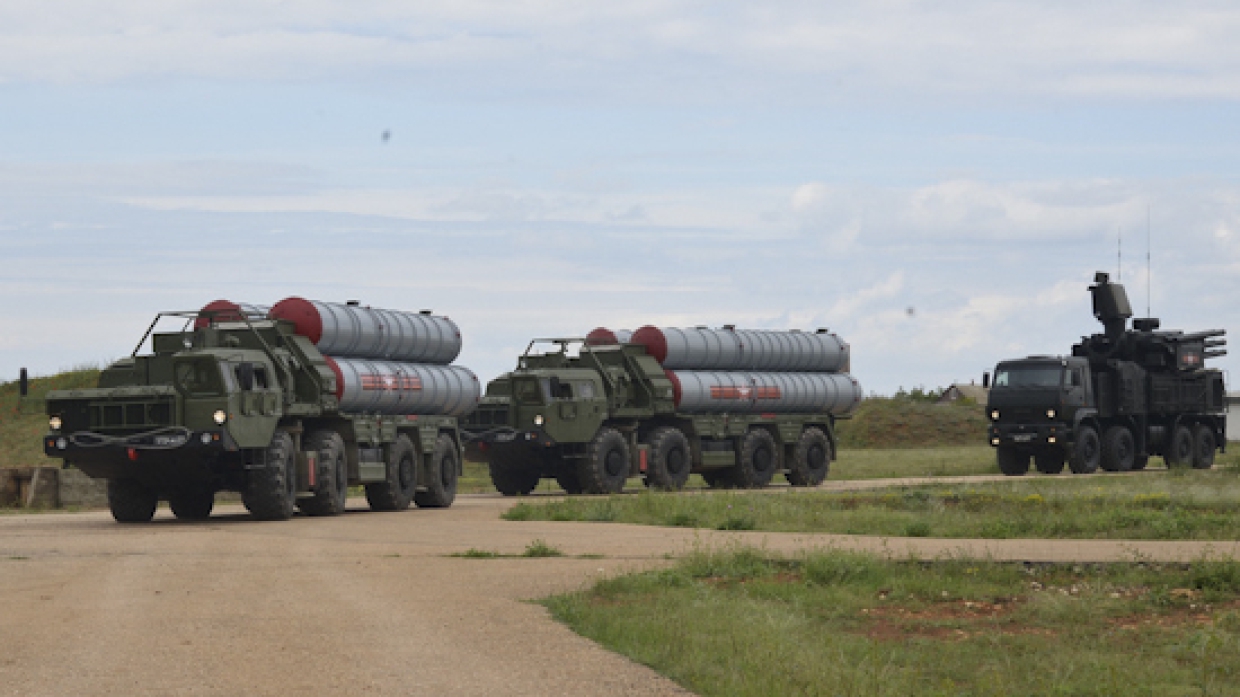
{"left": 837, "top": 398, "right": 987, "bottom": 449}
{"left": 0, "top": 369, "right": 100, "bottom": 468}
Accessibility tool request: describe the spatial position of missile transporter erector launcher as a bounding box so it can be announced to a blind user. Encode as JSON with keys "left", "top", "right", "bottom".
{"left": 40, "top": 300, "right": 479, "bottom": 522}
{"left": 986, "top": 272, "right": 1226, "bottom": 475}
{"left": 462, "top": 327, "right": 862, "bottom": 495}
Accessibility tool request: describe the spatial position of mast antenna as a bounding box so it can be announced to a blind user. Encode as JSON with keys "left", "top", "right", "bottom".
{"left": 1146, "top": 206, "right": 1152, "bottom": 317}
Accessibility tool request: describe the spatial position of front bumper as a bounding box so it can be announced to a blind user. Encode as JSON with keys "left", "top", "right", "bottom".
{"left": 44, "top": 428, "right": 232, "bottom": 458}
{"left": 988, "top": 422, "right": 1070, "bottom": 449}
{"left": 464, "top": 427, "right": 556, "bottom": 448}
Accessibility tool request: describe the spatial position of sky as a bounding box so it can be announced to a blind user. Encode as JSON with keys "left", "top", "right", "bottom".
{"left": 2, "top": 1, "right": 1239, "bottom": 395}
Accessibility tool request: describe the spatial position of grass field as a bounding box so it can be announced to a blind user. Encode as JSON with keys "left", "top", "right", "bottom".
{"left": 503, "top": 465, "right": 1240, "bottom": 540}
{"left": 0, "top": 369, "right": 99, "bottom": 469}
{"left": 545, "top": 546, "right": 1240, "bottom": 696}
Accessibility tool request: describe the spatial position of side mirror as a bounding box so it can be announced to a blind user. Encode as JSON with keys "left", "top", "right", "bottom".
{"left": 982, "top": 372, "right": 990, "bottom": 389}
{"left": 237, "top": 362, "right": 255, "bottom": 391}
{"left": 548, "top": 376, "right": 562, "bottom": 399}
{"left": 19, "top": 367, "right": 28, "bottom": 397}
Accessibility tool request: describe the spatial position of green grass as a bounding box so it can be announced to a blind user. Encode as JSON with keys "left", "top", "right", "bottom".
{"left": 836, "top": 397, "right": 988, "bottom": 448}
{"left": 545, "top": 546, "right": 1240, "bottom": 696}
{"left": 504, "top": 469, "right": 1240, "bottom": 540}
{"left": 0, "top": 368, "right": 100, "bottom": 469}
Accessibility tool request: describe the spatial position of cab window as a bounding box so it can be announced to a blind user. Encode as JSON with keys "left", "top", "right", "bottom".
{"left": 993, "top": 366, "right": 1063, "bottom": 388}
{"left": 175, "top": 359, "right": 224, "bottom": 396}
{"left": 513, "top": 378, "right": 544, "bottom": 405}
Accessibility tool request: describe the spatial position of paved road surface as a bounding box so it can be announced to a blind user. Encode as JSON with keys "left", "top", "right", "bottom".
{"left": 2, "top": 485, "right": 1238, "bottom": 696}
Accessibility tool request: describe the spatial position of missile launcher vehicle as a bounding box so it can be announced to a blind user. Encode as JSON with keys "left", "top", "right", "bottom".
{"left": 38, "top": 300, "right": 479, "bottom": 522}
{"left": 462, "top": 329, "right": 862, "bottom": 495}
{"left": 986, "top": 272, "right": 1227, "bottom": 475}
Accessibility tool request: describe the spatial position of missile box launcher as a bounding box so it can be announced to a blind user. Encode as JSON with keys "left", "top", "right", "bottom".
{"left": 39, "top": 303, "right": 474, "bottom": 522}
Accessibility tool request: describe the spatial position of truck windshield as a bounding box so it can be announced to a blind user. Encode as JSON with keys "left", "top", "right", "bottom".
{"left": 174, "top": 359, "right": 225, "bottom": 396}
{"left": 993, "top": 366, "right": 1063, "bottom": 388}
{"left": 512, "top": 378, "right": 544, "bottom": 405}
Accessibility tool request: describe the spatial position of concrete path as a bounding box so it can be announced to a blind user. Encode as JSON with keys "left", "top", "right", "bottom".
{"left": 1, "top": 486, "right": 1237, "bottom": 697}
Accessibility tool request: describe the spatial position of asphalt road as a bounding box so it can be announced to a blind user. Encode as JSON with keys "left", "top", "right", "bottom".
{"left": 2, "top": 484, "right": 1238, "bottom": 696}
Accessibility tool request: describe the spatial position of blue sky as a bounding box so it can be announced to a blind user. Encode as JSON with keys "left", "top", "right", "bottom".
{"left": 3, "top": 2, "right": 1239, "bottom": 394}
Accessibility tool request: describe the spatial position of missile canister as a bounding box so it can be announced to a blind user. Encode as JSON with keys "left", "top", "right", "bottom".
{"left": 666, "top": 370, "right": 863, "bottom": 416}
{"left": 269, "top": 297, "right": 462, "bottom": 364}
{"left": 194, "top": 300, "right": 271, "bottom": 328}
{"left": 585, "top": 327, "right": 633, "bottom": 346}
{"left": 324, "top": 357, "right": 480, "bottom": 417}
{"left": 631, "top": 326, "right": 849, "bottom": 373}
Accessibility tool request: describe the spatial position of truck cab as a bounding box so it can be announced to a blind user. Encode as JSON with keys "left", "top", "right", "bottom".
{"left": 986, "top": 356, "right": 1095, "bottom": 475}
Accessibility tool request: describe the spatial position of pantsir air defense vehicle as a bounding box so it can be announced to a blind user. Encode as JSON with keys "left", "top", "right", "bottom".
{"left": 39, "top": 299, "right": 479, "bottom": 522}
{"left": 462, "top": 326, "right": 863, "bottom": 494}
{"left": 986, "top": 273, "right": 1226, "bottom": 475}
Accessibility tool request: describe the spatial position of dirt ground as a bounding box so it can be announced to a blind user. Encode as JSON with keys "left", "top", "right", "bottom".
{"left": 2, "top": 484, "right": 1238, "bottom": 696}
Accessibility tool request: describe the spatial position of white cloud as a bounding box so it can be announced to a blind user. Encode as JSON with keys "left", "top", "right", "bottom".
{"left": 3, "top": 2, "right": 1240, "bottom": 101}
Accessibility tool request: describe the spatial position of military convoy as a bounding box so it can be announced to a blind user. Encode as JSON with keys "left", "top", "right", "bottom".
{"left": 28, "top": 268, "right": 1234, "bottom": 520}
{"left": 461, "top": 326, "right": 862, "bottom": 495}
{"left": 37, "top": 299, "right": 478, "bottom": 522}
{"left": 986, "top": 272, "right": 1227, "bottom": 475}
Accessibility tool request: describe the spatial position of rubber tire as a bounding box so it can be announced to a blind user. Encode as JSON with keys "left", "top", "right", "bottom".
{"left": 701, "top": 469, "right": 734, "bottom": 489}
{"left": 1068, "top": 425, "right": 1101, "bottom": 474}
{"left": 1192, "top": 425, "right": 1216, "bottom": 470}
{"left": 997, "top": 447, "right": 1030, "bottom": 476}
{"left": 169, "top": 486, "right": 215, "bottom": 520}
{"left": 1034, "top": 451, "right": 1065, "bottom": 475}
{"left": 787, "top": 427, "right": 831, "bottom": 486}
{"left": 1165, "top": 425, "right": 1194, "bottom": 469}
{"left": 488, "top": 448, "right": 541, "bottom": 496}
{"left": 242, "top": 430, "right": 297, "bottom": 520}
{"left": 365, "top": 434, "right": 416, "bottom": 512}
{"left": 732, "top": 429, "right": 778, "bottom": 488}
{"left": 414, "top": 433, "right": 459, "bottom": 508}
{"left": 555, "top": 466, "right": 584, "bottom": 495}
{"left": 299, "top": 430, "right": 348, "bottom": 516}
{"left": 108, "top": 478, "right": 157, "bottom": 523}
{"left": 578, "top": 427, "right": 630, "bottom": 494}
{"left": 1100, "top": 426, "right": 1135, "bottom": 472}
{"left": 643, "top": 427, "right": 692, "bottom": 490}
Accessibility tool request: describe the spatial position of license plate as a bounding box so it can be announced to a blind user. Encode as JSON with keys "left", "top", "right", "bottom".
{"left": 495, "top": 432, "right": 515, "bottom": 442}
{"left": 1012, "top": 434, "right": 1034, "bottom": 443}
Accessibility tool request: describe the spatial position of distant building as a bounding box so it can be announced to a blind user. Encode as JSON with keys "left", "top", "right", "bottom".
{"left": 1228, "top": 393, "right": 1240, "bottom": 441}
{"left": 937, "top": 383, "right": 989, "bottom": 405}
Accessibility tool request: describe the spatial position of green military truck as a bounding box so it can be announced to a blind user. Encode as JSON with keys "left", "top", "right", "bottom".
{"left": 38, "top": 300, "right": 478, "bottom": 522}
{"left": 462, "top": 330, "right": 863, "bottom": 495}
{"left": 986, "top": 273, "right": 1227, "bottom": 475}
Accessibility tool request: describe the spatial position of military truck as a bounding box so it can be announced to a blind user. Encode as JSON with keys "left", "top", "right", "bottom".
{"left": 38, "top": 300, "right": 477, "bottom": 522}
{"left": 462, "top": 329, "right": 862, "bottom": 495}
{"left": 986, "top": 272, "right": 1226, "bottom": 475}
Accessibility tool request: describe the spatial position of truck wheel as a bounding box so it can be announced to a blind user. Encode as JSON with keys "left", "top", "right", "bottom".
{"left": 415, "top": 433, "right": 459, "bottom": 508}
{"left": 787, "top": 427, "right": 831, "bottom": 486}
{"left": 555, "top": 466, "right": 584, "bottom": 495}
{"left": 1034, "top": 451, "right": 1065, "bottom": 475}
{"left": 1192, "top": 425, "right": 1216, "bottom": 470}
{"left": 169, "top": 486, "right": 215, "bottom": 520}
{"left": 733, "top": 429, "right": 778, "bottom": 488}
{"left": 108, "top": 478, "right": 158, "bottom": 523}
{"left": 1165, "top": 426, "right": 1194, "bottom": 469}
{"left": 1068, "top": 426, "right": 1100, "bottom": 474}
{"left": 488, "top": 448, "right": 541, "bottom": 496}
{"left": 578, "top": 427, "right": 631, "bottom": 494}
{"left": 243, "top": 430, "right": 297, "bottom": 520}
{"left": 1100, "top": 427, "right": 1135, "bottom": 472}
{"left": 365, "top": 435, "right": 416, "bottom": 512}
{"left": 299, "top": 430, "right": 348, "bottom": 516}
{"left": 644, "top": 427, "right": 692, "bottom": 490}
{"left": 997, "top": 447, "right": 1029, "bottom": 476}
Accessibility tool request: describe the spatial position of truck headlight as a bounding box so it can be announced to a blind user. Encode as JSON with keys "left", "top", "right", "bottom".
{"left": 213, "top": 410, "right": 227, "bottom": 425}
{"left": 990, "top": 410, "right": 999, "bottom": 421}
{"left": 49, "top": 416, "right": 63, "bottom": 431}
{"left": 534, "top": 414, "right": 544, "bottom": 426}
{"left": 1046, "top": 409, "right": 1056, "bottom": 419}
